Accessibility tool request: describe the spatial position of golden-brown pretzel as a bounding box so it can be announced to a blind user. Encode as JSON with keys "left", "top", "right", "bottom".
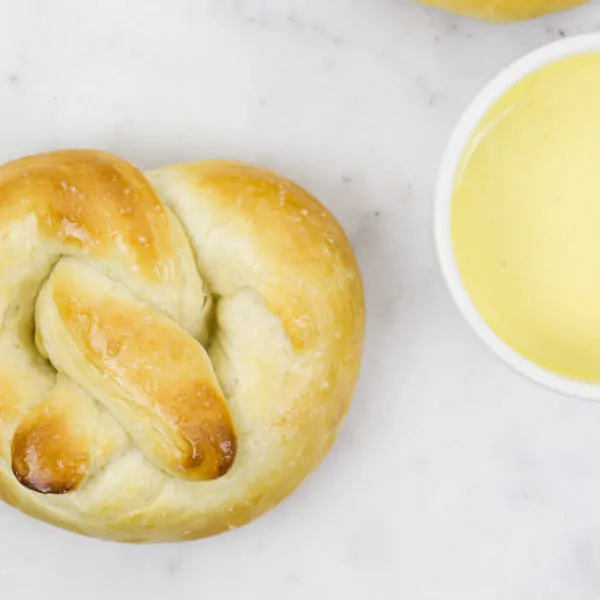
{"left": 0, "top": 150, "right": 364, "bottom": 542}
{"left": 415, "top": 0, "right": 587, "bottom": 21}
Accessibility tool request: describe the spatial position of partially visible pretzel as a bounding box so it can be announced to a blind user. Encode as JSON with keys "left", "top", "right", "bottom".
{"left": 0, "top": 150, "right": 364, "bottom": 542}
{"left": 415, "top": 0, "right": 587, "bottom": 21}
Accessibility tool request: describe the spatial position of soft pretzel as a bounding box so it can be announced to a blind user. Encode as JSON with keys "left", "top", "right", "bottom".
{"left": 415, "top": 0, "right": 587, "bottom": 21}
{"left": 0, "top": 150, "right": 364, "bottom": 542}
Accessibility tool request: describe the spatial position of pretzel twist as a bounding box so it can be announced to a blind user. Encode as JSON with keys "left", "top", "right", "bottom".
{"left": 0, "top": 150, "right": 364, "bottom": 542}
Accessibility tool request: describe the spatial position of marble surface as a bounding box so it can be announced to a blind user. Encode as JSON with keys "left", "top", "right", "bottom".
{"left": 2, "top": 1, "right": 600, "bottom": 598}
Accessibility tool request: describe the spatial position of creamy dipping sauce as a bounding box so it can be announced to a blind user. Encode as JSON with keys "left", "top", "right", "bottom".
{"left": 451, "top": 52, "right": 600, "bottom": 382}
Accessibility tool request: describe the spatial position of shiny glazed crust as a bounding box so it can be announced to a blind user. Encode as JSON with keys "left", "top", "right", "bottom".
{"left": 0, "top": 150, "right": 365, "bottom": 542}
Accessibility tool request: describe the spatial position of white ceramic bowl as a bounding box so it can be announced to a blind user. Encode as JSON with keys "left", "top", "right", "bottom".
{"left": 434, "top": 34, "right": 600, "bottom": 400}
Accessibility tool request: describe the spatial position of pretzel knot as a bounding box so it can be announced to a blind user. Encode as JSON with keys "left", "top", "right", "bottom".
{"left": 0, "top": 150, "right": 364, "bottom": 541}
{"left": 2, "top": 150, "right": 234, "bottom": 493}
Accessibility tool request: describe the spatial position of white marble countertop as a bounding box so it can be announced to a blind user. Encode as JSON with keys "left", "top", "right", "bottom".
{"left": 3, "top": 1, "right": 600, "bottom": 598}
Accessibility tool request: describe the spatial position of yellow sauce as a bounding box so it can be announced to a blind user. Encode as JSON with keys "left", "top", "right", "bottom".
{"left": 451, "top": 52, "right": 600, "bottom": 382}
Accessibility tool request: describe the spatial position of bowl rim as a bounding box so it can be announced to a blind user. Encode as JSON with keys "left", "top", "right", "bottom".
{"left": 434, "top": 33, "right": 600, "bottom": 401}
